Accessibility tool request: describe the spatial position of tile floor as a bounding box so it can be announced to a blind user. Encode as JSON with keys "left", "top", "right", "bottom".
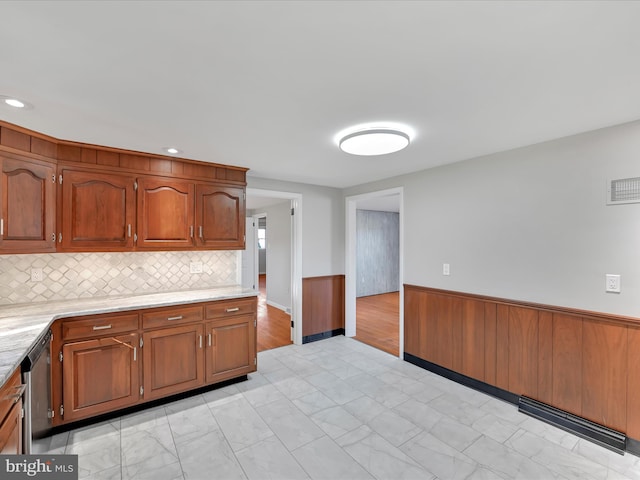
{"left": 36, "top": 336, "right": 640, "bottom": 480}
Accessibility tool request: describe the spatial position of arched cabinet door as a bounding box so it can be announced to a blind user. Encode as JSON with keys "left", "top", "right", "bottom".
{"left": 136, "top": 176, "right": 195, "bottom": 249}
{"left": 0, "top": 155, "right": 56, "bottom": 253}
{"left": 195, "top": 184, "right": 245, "bottom": 249}
{"left": 58, "top": 169, "right": 136, "bottom": 251}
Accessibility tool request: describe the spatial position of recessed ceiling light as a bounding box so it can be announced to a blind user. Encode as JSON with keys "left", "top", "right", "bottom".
{"left": 0, "top": 95, "right": 33, "bottom": 109}
{"left": 335, "top": 123, "right": 414, "bottom": 156}
{"left": 163, "top": 147, "right": 181, "bottom": 155}
{"left": 5, "top": 98, "right": 25, "bottom": 108}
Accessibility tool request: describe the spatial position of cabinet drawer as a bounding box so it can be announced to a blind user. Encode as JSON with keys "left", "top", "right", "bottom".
{"left": 205, "top": 298, "right": 256, "bottom": 319}
{"left": 142, "top": 305, "right": 203, "bottom": 329}
{"left": 0, "top": 369, "right": 23, "bottom": 427}
{"left": 62, "top": 313, "right": 139, "bottom": 341}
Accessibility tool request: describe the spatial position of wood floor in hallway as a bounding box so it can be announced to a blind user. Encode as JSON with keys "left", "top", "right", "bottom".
{"left": 355, "top": 291, "right": 399, "bottom": 356}
{"left": 257, "top": 274, "right": 292, "bottom": 352}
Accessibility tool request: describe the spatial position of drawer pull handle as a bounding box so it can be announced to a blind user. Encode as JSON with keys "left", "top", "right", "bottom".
{"left": 1, "top": 384, "right": 26, "bottom": 404}
{"left": 225, "top": 307, "right": 240, "bottom": 313}
{"left": 167, "top": 316, "right": 183, "bottom": 321}
{"left": 92, "top": 324, "right": 112, "bottom": 331}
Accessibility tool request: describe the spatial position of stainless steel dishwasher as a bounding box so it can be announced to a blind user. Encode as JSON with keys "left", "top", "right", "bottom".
{"left": 21, "top": 329, "right": 53, "bottom": 454}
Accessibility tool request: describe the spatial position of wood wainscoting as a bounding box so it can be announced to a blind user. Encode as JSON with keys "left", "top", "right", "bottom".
{"left": 404, "top": 284, "right": 640, "bottom": 452}
{"left": 302, "top": 275, "right": 344, "bottom": 343}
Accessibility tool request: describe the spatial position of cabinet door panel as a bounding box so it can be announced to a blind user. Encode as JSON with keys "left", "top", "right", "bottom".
{"left": 205, "top": 315, "right": 256, "bottom": 384}
{"left": 196, "top": 185, "right": 245, "bottom": 248}
{"left": 60, "top": 169, "right": 135, "bottom": 250}
{"left": 62, "top": 333, "right": 139, "bottom": 422}
{"left": 137, "top": 177, "right": 194, "bottom": 248}
{"left": 1, "top": 156, "right": 55, "bottom": 252}
{"left": 143, "top": 324, "right": 204, "bottom": 400}
{"left": 0, "top": 401, "right": 22, "bottom": 454}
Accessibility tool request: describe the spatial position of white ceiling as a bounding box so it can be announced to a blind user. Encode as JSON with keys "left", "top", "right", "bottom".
{"left": 1, "top": 1, "right": 640, "bottom": 189}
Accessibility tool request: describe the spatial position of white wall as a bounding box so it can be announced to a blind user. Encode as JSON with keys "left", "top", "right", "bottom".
{"left": 246, "top": 177, "right": 345, "bottom": 277}
{"left": 257, "top": 201, "right": 291, "bottom": 310}
{"left": 345, "top": 120, "right": 640, "bottom": 318}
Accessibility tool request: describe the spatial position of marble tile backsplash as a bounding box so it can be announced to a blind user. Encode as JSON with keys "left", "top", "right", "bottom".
{"left": 0, "top": 251, "right": 240, "bottom": 305}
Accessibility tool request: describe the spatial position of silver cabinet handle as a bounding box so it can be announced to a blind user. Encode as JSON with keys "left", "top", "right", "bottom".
{"left": 133, "top": 347, "right": 137, "bottom": 362}
{"left": 225, "top": 307, "right": 240, "bottom": 313}
{"left": 199, "top": 226, "right": 203, "bottom": 239}
{"left": 167, "top": 316, "right": 183, "bottom": 321}
{"left": 0, "top": 218, "right": 3, "bottom": 237}
{"left": 208, "top": 333, "right": 212, "bottom": 347}
{"left": 127, "top": 224, "right": 132, "bottom": 238}
{"left": 92, "top": 324, "right": 112, "bottom": 331}
{"left": 199, "top": 335, "right": 203, "bottom": 349}
{"left": 190, "top": 226, "right": 194, "bottom": 238}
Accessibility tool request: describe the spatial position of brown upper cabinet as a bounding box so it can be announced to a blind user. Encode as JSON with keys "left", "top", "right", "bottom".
{"left": 0, "top": 120, "right": 248, "bottom": 254}
{"left": 136, "top": 176, "right": 196, "bottom": 249}
{"left": 0, "top": 154, "right": 56, "bottom": 253}
{"left": 58, "top": 168, "right": 136, "bottom": 251}
{"left": 195, "top": 184, "right": 245, "bottom": 249}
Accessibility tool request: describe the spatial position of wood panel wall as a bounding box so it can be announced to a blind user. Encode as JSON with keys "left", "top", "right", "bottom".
{"left": 404, "top": 284, "right": 640, "bottom": 441}
{"left": 302, "top": 275, "right": 344, "bottom": 339}
{"left": 0, "top": 121, "right": 247, "bottom": 183}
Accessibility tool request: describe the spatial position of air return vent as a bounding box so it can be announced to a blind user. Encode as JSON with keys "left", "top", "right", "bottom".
{"left": 607, "top": 177, "right": 640, "bottom": 205}
{"left": 519, "top": 396, "right": 626, "bottom": 454}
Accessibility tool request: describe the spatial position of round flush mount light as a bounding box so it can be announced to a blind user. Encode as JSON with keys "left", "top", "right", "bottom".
{"left": 0, "top": 95, "right": 33, "bottom": 110}
{"left": 336, "top": 123, "right": 413, "bottom": 156}
{"left": 163, "top": 147, "right": 182, "bottom": 155}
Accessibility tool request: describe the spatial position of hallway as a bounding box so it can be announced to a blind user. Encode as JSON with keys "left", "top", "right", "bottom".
{"left": 257, "top": 274, "right": 292, "bottom": 352}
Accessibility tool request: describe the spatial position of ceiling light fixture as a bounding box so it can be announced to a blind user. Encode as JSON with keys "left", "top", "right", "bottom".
{"left": 5, "top": 98, "right": 25, "bottom": 108}
{"left": 0, "top": 95, "right": 33, "bottom": 109}
{"left": 336, "top": 123, "right": 414, "bottom": 156}
{"left": 163, "top": 147, "right": 181, "bottom": 155}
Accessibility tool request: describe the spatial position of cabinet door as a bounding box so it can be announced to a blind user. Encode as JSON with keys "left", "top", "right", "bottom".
{"left": 143, "top": 324, "right": 204, "bottom": 400}
{"left": 58, "top": 169, "right": 135, "bottom": 251}
{"left": 195, "top": 184, "right": 245, "bottom": 249}
{"left": 137, "top": 177, "right": 194, "bottom": 249}
{"left": 205, "top": 315, "right": 256, "bottom": 384}
{"left": 0, "top": 401, "right": 22, "bottom": 454}
{"left": 62, "top": 333, "right": 139, "bottom": 423}
{"left": 0, "top": 156, "right": 56, "bottom": 253}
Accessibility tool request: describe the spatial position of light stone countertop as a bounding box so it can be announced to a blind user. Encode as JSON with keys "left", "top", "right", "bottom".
{"left": 0, "top": 285, "right": 258, "bottom": 389}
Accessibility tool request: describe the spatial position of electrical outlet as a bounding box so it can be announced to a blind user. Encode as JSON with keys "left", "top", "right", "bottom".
{"left": 31, "top": 268, "right": 43, "bottom": 282}
{"left": 190, "top": 262, "right": 203, "bottom": 274}
{"left": 443, "top": 263, "right": 450, "bottom": 276}
{"left": 605, "top": 274, "right": 621, "bottom": 293}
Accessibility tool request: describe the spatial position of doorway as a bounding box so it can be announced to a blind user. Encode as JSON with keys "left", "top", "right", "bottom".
{"left": 346, "top": 188, "right": 403, "bottom": 358}
{"left": 245, "top": 188, "right": 303, "bottom": 347}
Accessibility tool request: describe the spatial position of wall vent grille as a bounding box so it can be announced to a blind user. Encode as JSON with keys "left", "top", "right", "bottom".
{"left": 607, "top": 177, "right": 640, "bottom": 205}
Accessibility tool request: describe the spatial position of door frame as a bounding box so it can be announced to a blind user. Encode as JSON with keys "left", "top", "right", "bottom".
{"left": 246, "top": 188, "right": 303, "bottom": 345}
{"left": 345, "top": 187, "right": 404, "bottom": 358}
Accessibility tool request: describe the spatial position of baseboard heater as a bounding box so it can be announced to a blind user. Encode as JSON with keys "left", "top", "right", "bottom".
{"left": 518, "top": 396, "right": 626, "bottom": 454}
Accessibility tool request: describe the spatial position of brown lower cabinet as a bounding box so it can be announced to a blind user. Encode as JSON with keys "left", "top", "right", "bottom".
{"left": 51, "top": 296, "right": 257, "bottom": 427}
{"left": 61, "top": 334, "right": 140, "bottom": 423}
{"left": 143, "top": 324, "right": 205, "bottom": 401}
{"left": 0, "top": 369, "right": 24, "bottom": 454}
